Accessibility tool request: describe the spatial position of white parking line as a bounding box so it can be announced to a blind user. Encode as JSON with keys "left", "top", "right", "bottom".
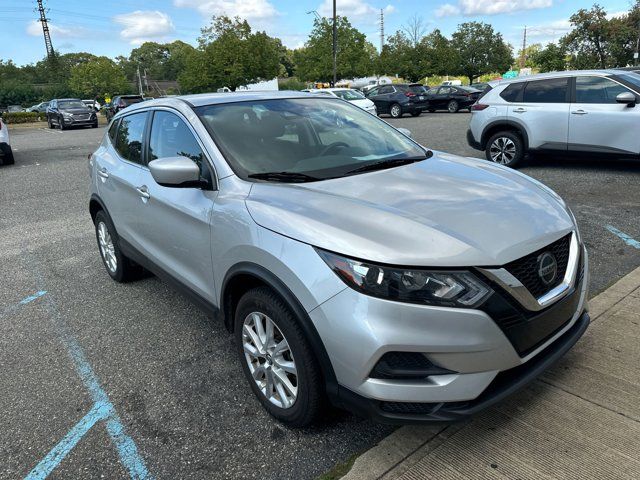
{"left": 40, "top": 128, "right": 62, "bottom": 134}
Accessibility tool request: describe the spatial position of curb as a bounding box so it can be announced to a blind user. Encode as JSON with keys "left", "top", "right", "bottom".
{"left": 338, "top": 266, "right": 640, "bottom": 480}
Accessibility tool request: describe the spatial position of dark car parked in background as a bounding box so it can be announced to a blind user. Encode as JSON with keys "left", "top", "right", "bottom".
{"left": 364, "top": 83, "right": 429, "bottom": 118}
{"left": 104, "top": 95, "right": 145, "bottom": 121}
{"left": 46, "top": 98, "right": 98, "bottom": 130}
{"left": 424, "top": 85, "right": 483, "bottom": 113}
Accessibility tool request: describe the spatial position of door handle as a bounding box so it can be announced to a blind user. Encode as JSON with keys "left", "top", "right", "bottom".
{"left": 513, "top": 108, "right": 527, "bottom": 113}
{"left": 571, "top": 110, "right": 588, "bottom": 115}
{"left": 97, "top": 168, "right": 109, "bottom": 179}
{"left": 136, "top": 186, "right": 150, "bottom": 199}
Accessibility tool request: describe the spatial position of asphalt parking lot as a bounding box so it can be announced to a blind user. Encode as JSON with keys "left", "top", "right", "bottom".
{"left": 1, "top": 114, "right": 639, "bottom": 480}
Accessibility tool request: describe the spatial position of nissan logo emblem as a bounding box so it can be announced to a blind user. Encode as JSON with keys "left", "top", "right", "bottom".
{"left": 537, "top": 252, "right": 558, "bottom": 286}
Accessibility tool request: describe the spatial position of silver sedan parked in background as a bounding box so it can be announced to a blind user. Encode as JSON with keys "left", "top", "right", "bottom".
{"left": 89, "top": 91, "right": 588, "bottom": 426}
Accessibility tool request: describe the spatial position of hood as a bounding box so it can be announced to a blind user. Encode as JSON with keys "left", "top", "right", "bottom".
{"left": 61, "top": 107, "right": 93, "bottom": 114}
{"left": 245, "top": 152, "right": 574, "bottom": 267}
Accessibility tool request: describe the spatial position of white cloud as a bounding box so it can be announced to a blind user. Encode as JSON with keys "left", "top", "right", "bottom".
{"left": 26, "top": 20, "right": 87, "bottom": 38}
{"left": 174, "top": 0, "right": 278, "bottom": 22}
{"left": 113, "top": 10, "right": 175, "bottom": 45}
{"left": 437, "top": 0, "right": 552, "bottom": 17}
{"left": 435, "top": 4, "right": 461, "bottom": 18}
{"left": 318, "top": 0, "right": 394, "bottom": 21}
{"left": 607, "top": 10, "right": 628, "bottom": 20}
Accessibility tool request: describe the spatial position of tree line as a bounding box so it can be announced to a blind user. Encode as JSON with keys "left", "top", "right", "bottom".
{"left": 1, "top": 2, "right": 639, "bottom": 106}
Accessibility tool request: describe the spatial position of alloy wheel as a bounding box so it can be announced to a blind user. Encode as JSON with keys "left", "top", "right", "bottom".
{"left": 448, "top": 101, "right": 459, "bottom": 113}
{"left": 242, "top": 311, "right": 298, "bottom": 409}
{"left": 489, "top": 137, "right": 517, "bottom": 165}
{"left": 390, "top": 104, "right": 401, "bottom": 117}
{"left": 97, "top": 221, "right": 117, "bottom": 273}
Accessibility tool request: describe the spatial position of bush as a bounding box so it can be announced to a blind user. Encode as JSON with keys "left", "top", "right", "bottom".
{"left": 1, "top": 111, "right": 45, "bottom": 124}
{"left": 278, "top": 77, "right": 307, "bottom": 91}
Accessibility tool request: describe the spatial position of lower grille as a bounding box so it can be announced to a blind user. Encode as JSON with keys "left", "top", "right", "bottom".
{"left": 505, "top": 234, "right": 571, "bottom": 298}
{"left": 380, "top": 401, "right": 439, "bottom": 415}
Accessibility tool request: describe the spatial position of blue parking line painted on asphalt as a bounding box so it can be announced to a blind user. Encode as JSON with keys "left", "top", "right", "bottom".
{"left": 19, "top": 290, "right": 48, "bottom": 305}
{"left": 19, "top": 252, "right": 154, "bottom": 480}
{"left": 0, "top": 291, "right": 48, "bottom": 319}
{"left": 606, "top": 225, "right": 640, "bottom": 249}
{"left": 24, "top": 402, "right": 111, "bottom": 480}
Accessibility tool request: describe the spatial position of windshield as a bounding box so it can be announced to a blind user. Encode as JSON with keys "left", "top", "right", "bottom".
{"left": 59, "top": 101, "right": 85, "bottom": 109}
{"left": 333, "top": 89, "right": 365, "bottom": 101}
{"left": 196, "top": 98, "right": 427, "bottom": 181}
{"left": 121, "top": 97, "right": 143, "bottom": 106}
{"left": 619, "top": 72, "right": 640, "bottom": 91}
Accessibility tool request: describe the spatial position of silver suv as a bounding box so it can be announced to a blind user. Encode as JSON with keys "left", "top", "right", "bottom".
{"left": 89, "top": 92, "right": 589, "bottom": 426}
{"left": 468, "top": 70, "right": 640, "bottom": 167}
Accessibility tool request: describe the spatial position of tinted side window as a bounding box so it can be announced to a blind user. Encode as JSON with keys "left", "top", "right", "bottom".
{"left": 500, "top": 82, "right": 524, "bottom": 102}
{"left": 523, "top": 78, "right": 568, "bottom": 103}
{"left": 149, "top": 111, "right": 212, "bottom": 184}
{"left": 108, "top": 118, "right": 119, "bottom": 143}
{"left": 115, "top": 112, "right": 147, "bottom": 165}
{"left": 575, "top": 76, "right": 630, "bottom": 103}
{"left": 379, "top": 86, "right": 393, "bottom": 94}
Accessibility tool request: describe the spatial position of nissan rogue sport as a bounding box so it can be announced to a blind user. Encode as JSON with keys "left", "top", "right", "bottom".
{"left": 89, "top": 92, "right": 589, "bottom": 426}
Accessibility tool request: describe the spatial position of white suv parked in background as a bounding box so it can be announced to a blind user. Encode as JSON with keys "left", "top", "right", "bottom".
{"left": 467, "top": 70, "right": 640, "bottom": 167}
{"left": 0, "top": 117, "right": 14, "bottom": 166}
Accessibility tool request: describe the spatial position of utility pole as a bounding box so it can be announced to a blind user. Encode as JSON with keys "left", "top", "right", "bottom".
{"left": 635, "top": 21, "right": 640, "bottom": 66}
{"left": 137, "top": 65, "right": 144, "bottom": 96}
{"left": 380, "top": 9, "right": 385, "bottom": 52}
{"left": 520, "top": 26, "right": 527, "bottom": 69}
{"left": 332, "top": 0, "right": 337, "bottom": 86}
{"left": 36, "top": 0, "right": 55, "bottom": 59}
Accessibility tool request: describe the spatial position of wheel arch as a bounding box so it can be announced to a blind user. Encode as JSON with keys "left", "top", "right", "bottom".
{"left": 89, "top": 194, "right": 108, "bottom": 223}
{"left": 221, "top": 262, "right": 339, "bottom": 396}
{"left": 481, "top": 120, "right": 530, "bottom": 151}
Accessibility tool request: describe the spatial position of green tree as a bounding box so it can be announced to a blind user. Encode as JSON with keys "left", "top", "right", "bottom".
{"left": 530, "top": 43, "right": 567, "bottom": 72}
{"left": 126, "top": 40, "right": 196, "bottom": 81}
{"left": 517, "top": 43, "right": 542, "bottom": 69}
{"left": 450, "top": 22, "right": 513, "bottom": 84}
{"left": 293, "top": 17, "right": 376, "bottom": 82}
{"left": 179, "top": 16, "right": 280, "bottom": 92}
{"left": 376, "top": 31, "right": 425, "bottom": 81}
{"left": 561, "top": 5, "right": 615, "bottom": 68}
{"left": 419, "top": 29, "right": 455, "bottom": 76}
{"left": 68, "top": 56, "right": 130, "bottom": 98}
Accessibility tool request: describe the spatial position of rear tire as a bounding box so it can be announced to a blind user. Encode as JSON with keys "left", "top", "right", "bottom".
{"left": 94, "top": 210, "right": 139, "bottom": 282}
{"left": 447, "top": 100, "right": 459, "bottom": 113}
{"left": 1, "top": 144, "right": 14, "bottom": 165}
{"left": 390, "top": 103, "right": 402, "bottom": 118}
{"left": 485, "top": 131, "right": 524, "bottom": 168}
{"left": 235, "top": 286, "right": 324, "bottom": 427}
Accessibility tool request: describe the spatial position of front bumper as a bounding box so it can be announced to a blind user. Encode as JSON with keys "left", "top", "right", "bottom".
{"left": 62, "top": 116, "right": 97, "bottom": 126}
{"left": 310, "top": 247, "right": 589, "bottom": 422}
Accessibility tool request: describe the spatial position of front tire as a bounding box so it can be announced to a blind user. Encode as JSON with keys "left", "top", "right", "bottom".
{"left": 485, "top": 131, "right": 524, "bottom": 168}
{"left": 94, "top": 210, "right": 139, "bottom": 282}
{"left": 447, "top": 100, "right": 459, "bottom": 113}
{"left": 390, "top": 103, "right": 402, "bottom": 118}
{"left": 48, "top": 116, "right": 54, "bottom": 129}
{"left": 235, "top": 286, "right": 324, "bottom": 427}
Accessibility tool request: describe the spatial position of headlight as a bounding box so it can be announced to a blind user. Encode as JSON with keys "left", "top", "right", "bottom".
{"left": 317, "top": 249, "right": 493, "bottom": 308}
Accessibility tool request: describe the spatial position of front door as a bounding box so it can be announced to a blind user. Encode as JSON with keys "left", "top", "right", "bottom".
{"left": 568, "top": 75, "right": 640, "bottom": 155}
{"left": 135, "top": 109, "right": 217, "bottom": 300}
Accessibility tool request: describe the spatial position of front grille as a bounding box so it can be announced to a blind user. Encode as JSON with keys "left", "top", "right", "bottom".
{"left": 380, "top": 401, "right": 439, "bottom": 415}
{"left": 505, "top": 234, "right": 571, "bottom": 298}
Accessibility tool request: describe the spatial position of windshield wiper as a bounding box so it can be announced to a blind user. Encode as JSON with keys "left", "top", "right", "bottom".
{"left": 248, "top": 171, "right": 321, "bottom": 183}
{"left": 345, "top": 155, "right": 430, "bottom": 175}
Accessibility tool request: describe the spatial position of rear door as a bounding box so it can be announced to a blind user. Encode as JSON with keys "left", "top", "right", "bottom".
{"left": 508, "top": 77, "right": 570, "bottom": 150}
{"left": 95, "top": 112, "right": 148, "bottom": 248}
{"left": 135, "top": 109, "right": 217, "bottom": 299}
{"left": 434, "top": 87, "right": 453, "bottom": 108}
{"left": 568, "top": 75, "right": 640, "bottom": 155}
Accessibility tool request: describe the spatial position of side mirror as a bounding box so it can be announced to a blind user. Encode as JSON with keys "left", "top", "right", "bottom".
{"left": 149, "top": 156, "right": 202, "bottom": 188}
{"left": 616, "top": 91, "right": 636, "bottom": 107}
{"left": 397, "top": 127, "right": 412, "bottom": 138}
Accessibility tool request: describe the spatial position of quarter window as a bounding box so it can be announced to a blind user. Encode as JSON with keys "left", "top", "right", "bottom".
{"left": 115, "top": 112, "right": 148, "bottom": 165}
{"left": 500, "top": 82, "right": 524, "bottom": 102}
{"left": 575, "top": 76, "right": 630, "bottom": 104}
{"left": 108, "top": 118, "right": 119, "bottom": 142}
{"left": 522, "top": 78, "right": 568, "bottom": 103}
{"left": 149, "top": 111, "right": 212, "bottom": 184}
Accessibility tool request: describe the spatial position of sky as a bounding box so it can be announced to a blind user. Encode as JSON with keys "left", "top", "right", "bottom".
{"left": 0, "top": 0, "right": 635, "bottom": 66}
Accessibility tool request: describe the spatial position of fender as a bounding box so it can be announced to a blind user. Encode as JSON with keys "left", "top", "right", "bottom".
{"left": 222, "top": 262, "right": 339, "bottom": 399}
{"left": 481, "top": 119, "right": 530, "bottom": 150}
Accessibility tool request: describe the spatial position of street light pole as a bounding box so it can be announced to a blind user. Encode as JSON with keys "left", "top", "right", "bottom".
{"left": 332, "top": 0, "right": 337, "bottom": 86}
